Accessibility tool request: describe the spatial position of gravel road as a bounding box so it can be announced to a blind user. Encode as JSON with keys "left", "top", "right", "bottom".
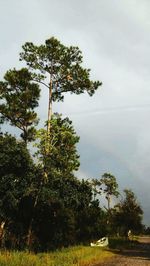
{"left": 96, "top": 236, "right": 150, "bottom": 266}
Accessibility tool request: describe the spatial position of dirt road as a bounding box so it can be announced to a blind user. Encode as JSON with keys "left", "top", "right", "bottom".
{"left": 96, "top": 236, "right": 150, "bottom": 266}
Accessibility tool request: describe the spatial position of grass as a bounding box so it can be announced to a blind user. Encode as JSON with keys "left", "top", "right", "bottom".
{"left": 0, "top": 237, "right": 139, "bottom": 266}
{"left": 0, "top": 246, "right": 115, "bottom": 266}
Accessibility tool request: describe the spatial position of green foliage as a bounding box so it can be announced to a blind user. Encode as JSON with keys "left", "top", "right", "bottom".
{"left": 0, "top": 133, "right": 37, "bottom": 247}
{"left": 100, "top": 173, "right": 119, "bottom": 210}
{"left": 0, "top": 132, "right": 144, "bottom": 250}
{"left": 20, "top": 37, "right": 102, "bottom": 137}
{"left": 0, "top": 116, "right": 105, "bottom": 250}
{"left": 112, "top": 189, "right": 143, "bottom": 235}
{"left": 100, "top": 173, "right": 119, "bottom": 199}
{"left": 0, "top": 133, "right": 34, "bottom": 208}
{"left": 91, "top": 178, "right": 102, "bottom": 200}
{"left": 29, "top": 177, "right": 95, "bottom": 250}
{"left": 35, "top": 114, "right": 80, "bottom": 175}
{"left": 109, "top": 236, "right": 138, "bottom": 249}
{"left": 0, "top": 68, "right": 40, "bottom": 143}
{"left": 20, "top": 37, "right": 102, "bottom": 102}
{"left": 76, "top": 200, "right": 107, "bottom": 243}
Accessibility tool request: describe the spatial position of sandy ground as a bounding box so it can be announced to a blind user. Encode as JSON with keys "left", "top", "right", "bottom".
{"left": 95, "top": 236, "right": 150, "bottom": 266}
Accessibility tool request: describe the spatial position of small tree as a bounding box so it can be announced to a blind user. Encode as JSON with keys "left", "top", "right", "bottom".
{"left": 100, "top": 173, "right": 119, "bottom": 210}
{"left": 113, "top": 189, "right": 143, "bottom": 235}
{"left": 91, "top": 178, "right": 102, "bottom": 201}
{"left": 20, "top": 37, "right": 102, "bottom": 138}
{"left": 0, "top": 68, "right": 40, "bottom": 143}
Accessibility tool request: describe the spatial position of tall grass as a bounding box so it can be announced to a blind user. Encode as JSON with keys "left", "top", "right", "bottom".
{"left": 0, "top": 246, "right": 114, "bottom": 266}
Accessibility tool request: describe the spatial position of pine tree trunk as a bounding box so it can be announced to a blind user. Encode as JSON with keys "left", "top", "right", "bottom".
{"left": 47, "top": 78, "right": 53, "bottom": 137}
{"left": 107, "top": 195, "right": 110, "bottom": 210}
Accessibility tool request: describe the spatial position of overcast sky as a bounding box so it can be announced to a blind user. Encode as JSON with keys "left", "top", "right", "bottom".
{"left": 1, "top": 0, "right": 150, "bottom": 225}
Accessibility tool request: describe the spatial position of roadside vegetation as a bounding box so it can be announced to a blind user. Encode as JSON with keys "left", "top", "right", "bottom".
{"left": 0, "top": 246, "right": 114, "bottom": 266}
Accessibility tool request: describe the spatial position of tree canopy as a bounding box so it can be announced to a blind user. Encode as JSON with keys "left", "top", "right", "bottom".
{"left": 113, "top": 189, "right": 143, "bottom": 235}
{"left": 100, "top": 173, "right": 119, "bottom": 210}
{"left": 0, "top": 68, "right": 40, "bottom": 143}
{"left": 20, "top": 37, "right": 102, "bottom": 135}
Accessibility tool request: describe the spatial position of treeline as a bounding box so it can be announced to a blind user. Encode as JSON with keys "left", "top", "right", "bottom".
{"left": 0, "top": 132, "right": 143, "bottom": 251}
{"left": 0, "top": 37, "right": 143, "bottom": 251}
